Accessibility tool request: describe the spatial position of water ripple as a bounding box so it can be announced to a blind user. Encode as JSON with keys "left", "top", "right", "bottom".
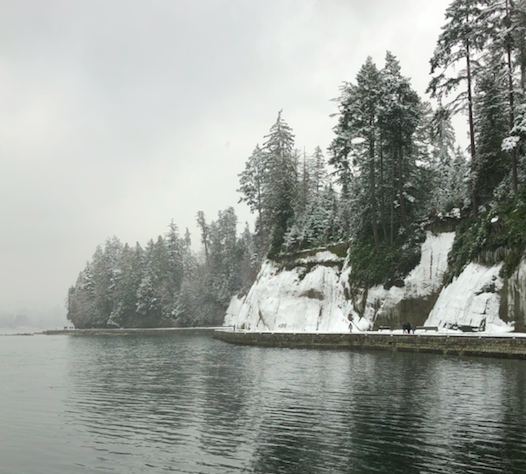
{"left": 2, "top": 334, "right": 526, "bottom": 473}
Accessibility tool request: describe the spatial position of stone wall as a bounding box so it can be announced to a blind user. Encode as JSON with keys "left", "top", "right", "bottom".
{"left": 214, "top": 330, "right": 526, "bottom": 360}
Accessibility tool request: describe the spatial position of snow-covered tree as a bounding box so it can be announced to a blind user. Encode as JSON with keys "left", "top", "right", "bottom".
{"left": 330, "top": 56, "right": 383, "bottom": 250}
{"left": 263, "top": 111, "right": 297, "bottom": 257}
{"left": 238, "top": 145, "right": 269, "bottom": 243}
{"left": 473, "top": 53, "right": 511, "bottom": 201}
{"left": 428, "top": 0, "right": 487, "bottom": 215}
{"left": 428, "top": 107, "right": 470, "bottom": 212}
{"left": 238, "top": 112, "right": 297, "bottom": 258}
{"left": 379, "top": 52, "right": 423, "bottom": 237}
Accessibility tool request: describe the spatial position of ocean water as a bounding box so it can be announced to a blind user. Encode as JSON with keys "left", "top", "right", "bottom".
{"left": 1, "top": 331, "right": 526, "bottom": 473}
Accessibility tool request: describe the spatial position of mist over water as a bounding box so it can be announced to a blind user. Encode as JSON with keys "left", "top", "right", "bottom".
{"left": 1, "top": 333, "right": 526, "bottom": 473}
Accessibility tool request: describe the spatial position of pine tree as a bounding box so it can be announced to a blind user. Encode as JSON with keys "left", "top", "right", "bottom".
{"left": 196, "top": 211, "right": 210, "bottom": 265}
{"left": 380, "top": 52, "right": 422, "bottom": 234}
{"left": 429, "top": 107, "right": 470, "bottom": 212}
{"left": 108, "top": 242, "right": 144, "bottom": 327}
{"left": 480, "top": 0, "right": 526, "bottom": 192}
{"left": 428, "top": 0, "right": 487, "bottom": 216}
{"left": 473, "top": 53, "right": 511, "bottom": 201}
{"left": 310, "top": 146, "right": 328, "bottom": 197}
{"left": 67, "top": 263, "right": 97, "bottom": 328}
{"left": 238, "top": 145, "right": 269, "bottom": 243}
{"left": 136, "top": 237, "right": 173, "bottom": 327}
{"left": 330, "top": 57, "right": 383, "bottom": 250}
{"left": 262, "top": 111, "right": 297, "bottom": 257}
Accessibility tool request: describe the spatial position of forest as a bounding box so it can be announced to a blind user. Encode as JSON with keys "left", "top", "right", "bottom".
{"left": 67, "top": 0, "right": 526, "bottom": 328}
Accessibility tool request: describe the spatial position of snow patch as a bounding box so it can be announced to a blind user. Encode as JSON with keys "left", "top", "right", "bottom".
{"left": 225, "top": 251, "right": 351, "bottom": 333}
{"left": 424, "top": 262, "right": 513, "bottom": 333}
{"left": 405, "top": 232, "right": 455, "bottom": 298}
{"left": 296, "top": 250, "right": 343, "bottom": 264}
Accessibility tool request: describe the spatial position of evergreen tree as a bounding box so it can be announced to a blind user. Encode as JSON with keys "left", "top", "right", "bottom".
{"left": 479, "top": 0, "right": 525, "bottom": 192}
{"left": 192, "top": 207, "right": 252, "bottom": 325}
{"left": 429, "top": 107, "right": 470, "bottom": 212}
{"left": 238, "top": 144, "right": 269, "bottom": 246}
{"left": 67, "top": 263, "right": 97, "bottom": 328}
{"left": 108, "top": 242, "right": 144, "bottom": 327}
{"left": 136, "top": 238, "right": 167, "bottom": 326}
{"left": 473, "top": 53, "right": 511, "bottom": 202}
{"left": 310, "top": 146, "right": 328, "bottom": 197}
{"left": 196, "top": 211, "right": 210, "bottom": 265}
{"left": 380, "top": 52, "right": 422, "bottom": 237}
{"left": 263, "top": 111, "right": 297, "bottom": 257}
{"left": 428, "top": 0, "right": 487, "bottom": 216}
{"left": 330, "top": 57, "right": 383, "bottom": 250}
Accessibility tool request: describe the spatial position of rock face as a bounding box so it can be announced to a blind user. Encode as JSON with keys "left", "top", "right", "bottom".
{"left": 500, "top": 260, "right": 526, "bottom": 332}
{"left": 359, "top": 232, "right": 455, "bottom": 329}
{"left": 225, "top": 232, "right": 525, "bottom": 333}
{"left": 423, "top": 262, "right": 513, "bottom": 332}
{"left": 224, "top": 251, "right": 351, "bottom": 332}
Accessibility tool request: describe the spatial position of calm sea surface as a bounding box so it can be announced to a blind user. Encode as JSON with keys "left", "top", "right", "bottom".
{"left": 1, "top": 331, "right": 526, "bottom": 474}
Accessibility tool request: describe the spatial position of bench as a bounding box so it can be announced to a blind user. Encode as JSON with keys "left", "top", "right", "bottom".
{"left": 458, "top": 325, "right": 479, "bottom": 333}
{"left": 378, "top": 326, "right": 392, "bottom": 331}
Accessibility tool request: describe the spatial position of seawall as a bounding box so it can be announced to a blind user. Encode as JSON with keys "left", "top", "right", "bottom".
{"left": 43, "top": 328, "right": 219, "bottom": 336}
{"left": 213, "top": 330, "right": 526, "bottom": 360}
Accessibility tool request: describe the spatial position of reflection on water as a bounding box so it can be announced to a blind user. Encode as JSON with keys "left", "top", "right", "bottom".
{"left": 1, "top": 333, "right": 526, "bottom": 473}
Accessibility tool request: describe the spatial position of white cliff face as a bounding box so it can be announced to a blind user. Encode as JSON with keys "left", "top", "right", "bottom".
{"left": 424, "top": 262, "right": 513, "bottom": 333}
{"left": 224, "top": 252, "right": 351, "bottom": 333}
{"left": 225, "top": 231, "right": 520, "bottom": 333}
{"left": 404, "top": 232, "right": 455, "bottom": 298}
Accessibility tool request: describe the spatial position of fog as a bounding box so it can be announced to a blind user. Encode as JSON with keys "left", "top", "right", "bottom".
{"left": 0, "top": 0, "right": 452, "bottom": 319}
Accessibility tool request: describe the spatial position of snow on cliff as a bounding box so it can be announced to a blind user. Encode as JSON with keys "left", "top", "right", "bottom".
{"left": 424, "top": 262, "right": 514, "bottom": 333}
{"left": 357, "top": 232, "right": 455, "bottom": 328}
{"left": 224, "top": 255, "right": 351, "bottom": 333}
{"left": 225, "top": 231, "right": 518, "bottom": 333}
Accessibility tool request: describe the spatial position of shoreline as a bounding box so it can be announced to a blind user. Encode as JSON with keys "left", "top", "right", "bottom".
{"left": 213, "top": 330, "right": 526, "bottom": 360}
{"left": 41, "top": 327, "right": 222, "bottom": 336}
{"left": 28, "top": 327, "right": 526, "bottom": 360}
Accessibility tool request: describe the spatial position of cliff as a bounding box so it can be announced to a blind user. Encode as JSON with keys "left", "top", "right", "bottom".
{"left": 225, "top": 231, "right": 526, "bottom": 333}
{"left": 225, "top": 250, "right": 350, "bottom": 332}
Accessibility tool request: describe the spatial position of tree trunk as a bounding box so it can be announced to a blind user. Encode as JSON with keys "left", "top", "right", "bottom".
{"left": 466, "top": 39, "right": 478, "bottom": 217}
{"left": 506, "top": 0, "right": 519, "bottom": 192}
{"left": 380, "top": 142, "right": 388, "bottom": 242}
{"left": 370, "top": 144, "right": 380, "bottom": 252}
{"left": 398, "top": 143, "right": 407, "bottom": 226}
{"left": 390, "top": 194, "right": 394, "bottom": 248}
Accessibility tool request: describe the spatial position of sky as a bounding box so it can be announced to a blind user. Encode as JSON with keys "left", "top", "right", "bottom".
{"left": 0, "top": 0, "right": 455, "bottom": 316}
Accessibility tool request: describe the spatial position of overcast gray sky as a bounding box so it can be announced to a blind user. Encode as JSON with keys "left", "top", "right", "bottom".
{"left": 0, "top": 0, "right": 454, "bottom": 315}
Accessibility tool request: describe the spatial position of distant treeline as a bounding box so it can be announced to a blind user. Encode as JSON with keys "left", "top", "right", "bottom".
{"left": 67, "top": 214, "right": 254, "bottom": 328}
